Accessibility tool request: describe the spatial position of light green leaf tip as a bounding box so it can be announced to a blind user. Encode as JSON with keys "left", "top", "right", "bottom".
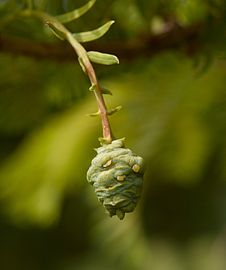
{"left": 89, "top": 84, "right": 96, "bottom": 91}
{"left": 78, "top": 57, "right": 87, "bottom": 74}
{"left": 107, "top": 105, "right": 122, "bottom": 115}
{"left": 87, "top": 51, "right": 119, "bottom": 65}
{"left": 72, "top": 20, "right": 115, "bottom": 43}
{"left": 89, "top": 84, "right": 112, "bottom": 95}
{"left": 55, "top": 0, "right": 96, "bottom": 24}
{"left": 87, "top": 110, "right": 100, "bottom": 117}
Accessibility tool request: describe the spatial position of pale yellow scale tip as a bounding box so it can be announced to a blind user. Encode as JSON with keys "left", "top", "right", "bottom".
{"left": 132, "top": 164, "right": 140, "bottom": 173}
{"left": 103, "top": 159, "right": 112, "bottom": 168}
{"left": 117, "top": 175, "right": 126, "bottom": 181}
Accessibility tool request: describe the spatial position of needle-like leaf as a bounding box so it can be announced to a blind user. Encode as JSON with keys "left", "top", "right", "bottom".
{"left": 87, "top": 111, "right": 100, "bottom": 117}
{"left": 89, "top": 84, "right": 112, "bottom": 95}
{"left": 87, "top": 51, "right": 119, "bottom": 65}
{"left": 45, "top": 20, "right": 67, "bottom": 40}
{"left": 55, "top": 0, "right": 96, "bottom": 24}
{"left": 78, "top": 57, "right": 87, "bottom": 74}
{"left": 73, "top": 21, "right": 115, "bottom": 42}
{"left": 107, "top": 106, "right": 122, "bottom": 115}
{"left": 101, "top": 87, "right": 113, "bottom": 95}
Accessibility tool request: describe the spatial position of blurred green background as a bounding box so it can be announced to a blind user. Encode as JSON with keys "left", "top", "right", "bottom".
{"left": 0, "top": 0, "right": 226, "bottom": 269}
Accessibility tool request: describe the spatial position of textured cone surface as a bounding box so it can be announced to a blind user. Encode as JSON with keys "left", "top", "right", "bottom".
{"left": 87, "top": 139, "right": 144, "bottom": 219}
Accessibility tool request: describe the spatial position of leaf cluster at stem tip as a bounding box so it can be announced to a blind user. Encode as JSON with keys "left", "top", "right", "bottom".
{"left": 47, "top": 0, "right": 119, "bottom": 67}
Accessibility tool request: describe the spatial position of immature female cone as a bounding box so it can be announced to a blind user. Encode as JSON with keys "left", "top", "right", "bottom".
{"left": 87, "top": 139, "right": 144, "bottom": 219}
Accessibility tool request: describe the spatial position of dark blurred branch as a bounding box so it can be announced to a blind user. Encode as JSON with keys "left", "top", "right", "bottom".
{"left": 0, "top": 24, "right": 202, "bottom": 62}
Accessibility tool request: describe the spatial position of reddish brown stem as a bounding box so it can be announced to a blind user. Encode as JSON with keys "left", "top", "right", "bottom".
{"left": 84, "top": 60, "right": 113, "bottom": 142}
{"left": 66, "top": 32, "right": 113, "bottom": 143}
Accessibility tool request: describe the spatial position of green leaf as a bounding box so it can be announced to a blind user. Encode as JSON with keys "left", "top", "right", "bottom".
{"left": 107, "top": 105, "right": 122, "bottom": 115}
{"left": 55, "top": 0, "right": 96, "bottom": 24}
{"left": 78, "top": 57, "right": 87, "bottom": 74}
{"left": 87, "top": 51, "right": 119, "bottom": 65}
{"left": 72, "top": 21, "right": 115, "bottom": 43}
{"left": 87, "top": 110, "right": 100, "bottom": 117}
{"left": 89, "top": 84, "right": 112, "bottom": 95}
{"left": 89, "top": 84, "right": 96, "bottom": 91}
{"left": 45, "top": 20, "right": 67, "bottom": 40}
{"left": 101, "top": 87, "right": 112, "bottom": 95}
{"left": 46, "top": 25, "right": 64, "bottom": 40}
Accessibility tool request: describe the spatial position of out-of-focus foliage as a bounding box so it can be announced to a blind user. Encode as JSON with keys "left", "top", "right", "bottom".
{"left": 0, "top": 1, "right": 226, "bottom": 270}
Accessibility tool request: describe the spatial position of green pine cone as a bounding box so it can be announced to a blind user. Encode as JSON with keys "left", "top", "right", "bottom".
{"left": 87, "top": 139, "right": 144, "bottom": 220}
